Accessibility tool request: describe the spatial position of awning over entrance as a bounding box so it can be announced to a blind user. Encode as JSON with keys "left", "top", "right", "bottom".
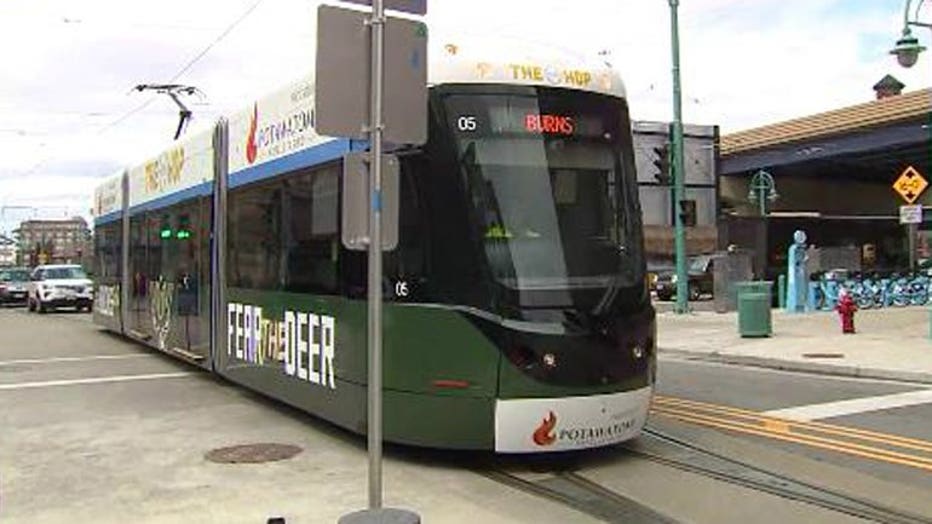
{"left": 720, "top": 88, "right": 930, "bottom": 181}
{"left": 718, "top": 88, "right": 931, "bottom": 278}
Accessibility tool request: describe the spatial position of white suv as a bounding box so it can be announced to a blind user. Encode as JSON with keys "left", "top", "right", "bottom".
{"left": 27, "top": 264, "right": 94, "bottom": 313}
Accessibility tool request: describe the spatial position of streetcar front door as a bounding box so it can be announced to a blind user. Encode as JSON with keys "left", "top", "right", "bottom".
{"left": 168, "top": 199, "right": 210, "bottom": 360}
{"left": 154, "top": 199, "right": 210, "bottom": 362}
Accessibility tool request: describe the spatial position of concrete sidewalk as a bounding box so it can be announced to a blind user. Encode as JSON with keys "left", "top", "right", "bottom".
{"left": 657, "top": 305, "right": 932, "bottom": 384}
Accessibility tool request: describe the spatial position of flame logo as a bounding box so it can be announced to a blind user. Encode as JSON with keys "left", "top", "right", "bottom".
{"left": 532, "top": 411, "right": 557, "bottom": 446}
{"left": 246, "top": 103, "right": 258, "bottom": 164}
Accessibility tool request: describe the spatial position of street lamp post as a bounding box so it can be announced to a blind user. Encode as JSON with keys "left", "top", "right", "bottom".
{"left": 668, "top": 0, "right": 689, "bottom": 314}
{"left": 890, "top": 0, "right": 929, "bottom": 67}
{"left": 747, "top": 170, "right": 778, "bottom": 217}
{"left": 890, "top": 0, "right": 932, "bottom": 338}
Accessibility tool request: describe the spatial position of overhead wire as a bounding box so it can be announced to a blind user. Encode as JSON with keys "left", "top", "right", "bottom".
{"left": 96, "top": 0, "right": 266, "bottom": 137}
{"left": 21, "top": 0, "right": 267, "bottom": 179}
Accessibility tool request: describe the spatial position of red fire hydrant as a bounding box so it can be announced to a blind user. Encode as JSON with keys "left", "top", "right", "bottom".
{"left": 835, "top": 293, "right": 857, "bottom": 334}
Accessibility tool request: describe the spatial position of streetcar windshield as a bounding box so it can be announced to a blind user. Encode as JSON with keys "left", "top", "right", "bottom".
{"left": 444, "top": 87, "right": 644, "bottom": 309}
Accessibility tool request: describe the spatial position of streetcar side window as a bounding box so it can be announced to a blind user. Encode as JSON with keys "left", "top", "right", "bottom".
{"left": 228, "top": 164, "right": 340, "bottom": 295}
{"left": 283, "top": 165, "right": 339, "bottom": 294}
{"left": 383, "top": 156, "right": 427, "bottom": 299}
{"left": 147, "top": 212, "right": 165, "bottom": 287}
{"left": 228, "top": 179, "right": 283, "bottom": 290}
{"left": 130, "top": 215, "right": 147, "bottom": 296}
{"left": 94, "top": 221, "right": 122, "bottom": 279}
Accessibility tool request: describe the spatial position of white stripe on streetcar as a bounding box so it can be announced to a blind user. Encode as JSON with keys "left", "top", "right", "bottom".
{"left": 0, "top": 372, "right": 195, "bottom": 391}
{"left": 763, "top": 389, "right": 932, "bottom": 421}
{"left": 0, "top": 354, "right": 153, "bottom": 367}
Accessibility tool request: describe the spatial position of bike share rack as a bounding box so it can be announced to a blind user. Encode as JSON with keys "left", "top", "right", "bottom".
{"left": 809, "top": 271, "right": 932, "bottom": 311}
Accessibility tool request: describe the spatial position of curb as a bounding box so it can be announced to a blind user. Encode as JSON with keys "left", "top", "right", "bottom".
{"left": 659, "top": 348, "right": 932, "bottom": 385}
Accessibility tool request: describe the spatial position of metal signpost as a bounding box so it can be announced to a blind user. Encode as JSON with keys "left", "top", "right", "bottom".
{"left": 900, "top": 204, "right": 923, "bottom": 270}
{"left": 317, "top": 2, "right": 426, "bottom": 522}
{"left": 341, "top": 0, "right": 427, "bottom": 15}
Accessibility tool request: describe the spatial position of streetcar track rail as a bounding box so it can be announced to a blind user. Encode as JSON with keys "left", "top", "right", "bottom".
{"left": 478, "top": 468, "right": 677, "bottom": 523}
{"left": 636, "top": 426, "right": 932, "bottom": 524}
{"left": 651, "top": 395, "right": 932, "bottom": 472}
{"left": 478, "top": 424, "right": 932, "bottom": 524}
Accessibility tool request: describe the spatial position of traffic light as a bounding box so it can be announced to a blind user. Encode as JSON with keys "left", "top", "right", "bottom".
{"left": 176, "top": 214, "right": 191, "bottom": 240}
{"left": 159, "top": 215, "right": 172, "bottom": 239}
{"left": 652, "top": 143, "right": 671, "bottom": 185}
{"left": 679, "top": 199, "right": 697, "bottom": 227}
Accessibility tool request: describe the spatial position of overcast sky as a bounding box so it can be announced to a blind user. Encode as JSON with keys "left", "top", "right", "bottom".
{"left": 0, "top": 0, "right": 929, "bottom": 234}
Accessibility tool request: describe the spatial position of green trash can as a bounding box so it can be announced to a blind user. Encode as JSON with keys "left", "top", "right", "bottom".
{"left": 736, "top": 281, "right": 772, "bottom": 337}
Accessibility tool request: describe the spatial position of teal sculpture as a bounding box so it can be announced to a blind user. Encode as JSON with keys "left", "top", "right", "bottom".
{"left": 786, "top": 230, "right": 809, "bottom": 313}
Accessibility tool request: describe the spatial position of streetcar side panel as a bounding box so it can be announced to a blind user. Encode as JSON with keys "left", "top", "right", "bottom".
{"left": 92, "top": 172, "right": 124, "bottom": 332}
{"left": 118, "top": 128, "right": 215, "bottom": 367}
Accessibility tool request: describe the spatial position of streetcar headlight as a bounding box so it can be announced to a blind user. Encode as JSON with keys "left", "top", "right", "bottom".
{"left": 631, "top": 345, "right": 644, "bottom": 359}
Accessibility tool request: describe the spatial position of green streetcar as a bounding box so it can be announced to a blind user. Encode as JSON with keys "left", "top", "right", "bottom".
{"left": 92, "top": 41, "right": 655, "bottom": 453}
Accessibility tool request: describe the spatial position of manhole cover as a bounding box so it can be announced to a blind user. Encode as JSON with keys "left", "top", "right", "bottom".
{"left": 205, "top": 443, "right": 302, "bottom": 464}
{"left": 801, "top": 353, "right": 845, "bottom": 359}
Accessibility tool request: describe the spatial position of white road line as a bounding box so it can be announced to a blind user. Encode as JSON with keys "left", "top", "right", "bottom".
{"left": 0, "top": 354, "right": 152, "bottom": 367}
{"left": 763, "top": 389, "right": 932, "bottom": 421}
{"left": 0, "top": 372, "right": 195, "bottom": 391}
{"left": 658, "top": 355, "right": 932, "bottom": 387}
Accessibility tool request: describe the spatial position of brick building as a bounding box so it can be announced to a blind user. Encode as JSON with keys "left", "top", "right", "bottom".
{"left": 13, "top": 217, "right": 92, "bottom": 267}
{"left": 0, "top": 234, "right": 16, "bottom": 267}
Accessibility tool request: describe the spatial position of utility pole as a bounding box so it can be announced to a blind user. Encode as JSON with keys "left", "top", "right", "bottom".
{"left": 668, "top": 0, "right": 689, "bottom": 314}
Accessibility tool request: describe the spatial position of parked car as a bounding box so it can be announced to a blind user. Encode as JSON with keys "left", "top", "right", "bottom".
{"left": 654, "top": 255, "right": 715, "bottom": 301}
{"left": 0, "top": 267, "right": 31, "bottom": 306}
{"left": 26, "top": 264, "right": 94, "bottom": 313}
{"left": 647, "top": 261, "right": 674, "bottom": 295}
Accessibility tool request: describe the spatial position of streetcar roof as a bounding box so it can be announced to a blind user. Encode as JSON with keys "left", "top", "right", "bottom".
{"left": 92, "top": 39, "right": 628, "bottom": 209}
{"left": 428, "top": 38, "right": 627, "bottom": 99}
{"left": 92, "top": 170, "right": 124, "bottom": 221}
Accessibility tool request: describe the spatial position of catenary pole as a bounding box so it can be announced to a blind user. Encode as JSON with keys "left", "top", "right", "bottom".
{"left": 669, "top": 0, "right": 689, "bottom": 313}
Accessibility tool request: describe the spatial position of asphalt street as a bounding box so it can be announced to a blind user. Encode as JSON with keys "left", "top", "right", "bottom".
{"left": 2, "top": 306, "right": 931, "bottom": 523}
{"left": 655, "top": 356, "right": 932, "bottom": 490}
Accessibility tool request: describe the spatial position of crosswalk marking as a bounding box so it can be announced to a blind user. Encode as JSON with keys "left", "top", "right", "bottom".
{"left": 762, "top": 389, "right": 932, "bottom": 421}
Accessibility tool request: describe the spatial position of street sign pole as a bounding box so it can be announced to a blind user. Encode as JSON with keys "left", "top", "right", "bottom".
{"left": 320, "top": 2, "right": 424, "bottom": 521}
{"left": 367, "top": 0, "right": 385, "bottom": 511}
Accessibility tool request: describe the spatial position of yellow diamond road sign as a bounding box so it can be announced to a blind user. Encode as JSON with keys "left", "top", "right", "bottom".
{"left": 892, "top": 165, "right": 928, "bottom": 204}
